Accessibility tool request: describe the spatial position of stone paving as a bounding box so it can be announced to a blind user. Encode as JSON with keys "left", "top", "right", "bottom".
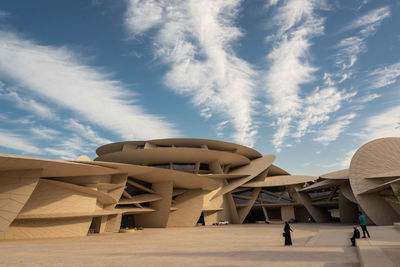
{"left": 0, "top": 223, "right": 392, "bottom": 267}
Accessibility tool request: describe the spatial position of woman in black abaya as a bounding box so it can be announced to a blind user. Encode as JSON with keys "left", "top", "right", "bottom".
{"left": 283, "top": 221, "right": 293, "bottom": 246}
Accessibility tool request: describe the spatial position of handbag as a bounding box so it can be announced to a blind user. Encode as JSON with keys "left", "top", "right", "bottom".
{"left": 282, "top": 232, "right": 286, "bottom": 237}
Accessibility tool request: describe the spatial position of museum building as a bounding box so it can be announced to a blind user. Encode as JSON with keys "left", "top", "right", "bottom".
{"left": 0, "top": 137, "right": 399, "bottom": 239}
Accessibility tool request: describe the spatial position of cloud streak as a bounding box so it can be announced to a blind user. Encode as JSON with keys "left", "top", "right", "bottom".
{"left": 295, "top": 87, "right": 356, "bottom": 139}
{"left": 313, "top": 113, "right": 356, "bottom": 145}
{"left": 124, "top": 0, "right": 258, "bottom": 147}
{"left": 335, "top": 6, "right": 391, "bottom": 71}
{"left": 369, "top": 62, "right": 400, "bottom": 89}
{"left": 0, "top": 31, "right": 178, "bottom": 141}
{"left": 0, "top": 130, "right": 41, "bottom": 154}
{"left": 262, "top": 0, "right": 343, "bottom": 151}
{"left": 341, "top": 6, "right": 390, "bottom": 34}
{"left": 0, "top": 87, "right": 56, "bottom": 119}
{"left": 357, "top": 105, "right": 400, "bottom": 141}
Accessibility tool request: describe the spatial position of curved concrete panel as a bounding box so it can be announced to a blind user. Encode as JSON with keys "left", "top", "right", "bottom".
{"left": 365, "top": 170, "right": 400, "bottom": 179}
{"left": 0, "top": 169, "right": 41, "bottom": 233}
{"left": 135, "top": 181, "right": 173, "bottom": 228}
{"left": 1, "top": 217, "right": 93, "bottom": 240}
{"left": 320, "top": 169, "right": 349, "bottom": 179}
{"left": 358, "top": 178, "right": 400, "bottom": 195}
{"left": 349, "top": 137, "right": 400, "bottom": 225}
{"left": 340, "top": 183, "right": 357, "bottom": 203}
{"left": 298, "top": 179, "right": 345, "bottom": 192}
{"left": 197, "top": 174, "right": 249, "bottom": 179}
{"left": 96, "top": 138, "right": 262, "bottom": 159}
{"left": 0, "top": 154, "right": 119, "bottom": 177}
{"left": 95, "top": 147, "right": 250, "bottom": 167}
{"left": 243, "top": 175, "right": 316, "bottom": 187}
{"left": 118, "top": 194, "right": 162, "bottom": 204}
{"left": 268, "top": 164, "right": 290, "bottom": 176}
{"left": 18, "top": 179, "right": 97, "bottom": 216}
{"left": 211, "top": 155, "right": 275, "bottom": 199}
{"left": 167, "top": 189, "right": 204, "bottom": 227}
{"left": 83, "top": 161, "right": 220, "bottom": 191}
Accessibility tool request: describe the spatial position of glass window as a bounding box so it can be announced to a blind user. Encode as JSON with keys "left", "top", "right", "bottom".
{"left": 260, "top": 192, "right": 278, "bottom": 201}
{"left": 199, "top": 163, "right": 209, "bottom": 170}
{"left": 233, "top": 197, "right": 247, "bottom": 204}
{"left": 173, "top": 163, "right": 195, "bottom": 170}
{"left": 148, "top": 164, "right": 170, "bottom": 169}
{"left": 308, "top": 191, "right": 331, "bottom": 198}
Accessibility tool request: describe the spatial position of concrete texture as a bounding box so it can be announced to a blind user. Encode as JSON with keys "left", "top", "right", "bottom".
{"left": 356, "top": 225, "right": 400, "bottom": 267}
{"left": 0, "top": 224, "right": 361, "bottom": 267}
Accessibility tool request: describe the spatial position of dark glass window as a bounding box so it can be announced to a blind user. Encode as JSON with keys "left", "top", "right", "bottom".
{"left": 239, "top": 190, "right": 252, "bottom": 196}
{"left": 199, "top": 163, "right": 209, "bottom": 170}
{"left": 124, "top": 177, "right": 152, "bottom": 196}
{"left": 148, "top": 164, "right": 170, "bottom": 169}
{"left": 308, "top": 191, "right": 331, "bottom": 198}
{"left": 233, "top": 197, "right": 247, "bottom": 204}
{"left": 174, "top": 163, "right": 195, "bottom": 170}
{"left": 260, "top": 193, "right": 278, "bottom": 201}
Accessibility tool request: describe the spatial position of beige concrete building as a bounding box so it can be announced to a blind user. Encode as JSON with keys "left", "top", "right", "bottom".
{"left": 0, "top": 137, "right": 399, "bottom": 239}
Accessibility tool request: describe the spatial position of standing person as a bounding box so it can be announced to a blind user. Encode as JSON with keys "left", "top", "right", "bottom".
{"left": 358, "top": 211, "right": 370, "bottom": 238}
{"left": 350, "top": 225, "right": 360, "bottom": 246}
{"left": 283, "top": 221, "right": 293, "bottom": 246}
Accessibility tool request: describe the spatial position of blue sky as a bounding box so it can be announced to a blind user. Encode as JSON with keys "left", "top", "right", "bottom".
{"left": 0, "top": 0, "right": 399, "bottom": 175}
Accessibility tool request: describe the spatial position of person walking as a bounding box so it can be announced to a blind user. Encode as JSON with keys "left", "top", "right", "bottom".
{"left": 350, "top": 225, "right": 360, "bottom": 246}
{"left": 358, "top": 211, "right": 370, "bottom": 238}
{"left": 283, "top": 221, "right": 293, "bottom": 246}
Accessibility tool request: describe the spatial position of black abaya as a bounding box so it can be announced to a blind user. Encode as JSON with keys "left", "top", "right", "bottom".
{"left": 284, "top": 224, "right": 293, "bottom": 246}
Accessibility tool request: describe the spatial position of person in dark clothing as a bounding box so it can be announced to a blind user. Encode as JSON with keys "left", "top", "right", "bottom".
{"left": 283, "top": 221, "right": 293, "bottom": 246}
{"left": 358, "top": 211, "right": 370, "bottom": 238}
{"left": 350, "top": 225, "right": 360, "bottom": 246}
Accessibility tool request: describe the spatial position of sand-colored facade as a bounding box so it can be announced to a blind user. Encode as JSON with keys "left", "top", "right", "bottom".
{"left": 0, "top": 137, "right": 399, "bottom": 239}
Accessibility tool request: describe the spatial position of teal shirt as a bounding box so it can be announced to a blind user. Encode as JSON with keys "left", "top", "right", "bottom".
{"left": 359, "top": 214, "right": 367, "bottom": 226}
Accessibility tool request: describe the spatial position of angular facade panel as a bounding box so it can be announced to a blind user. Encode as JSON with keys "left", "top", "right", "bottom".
{"left": 0, "top": 137, "right": 399, "bottom": 239}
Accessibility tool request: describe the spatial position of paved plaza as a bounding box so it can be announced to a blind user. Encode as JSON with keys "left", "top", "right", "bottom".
{"left": 0, "top": 223, "right": 399, "bottom": 267}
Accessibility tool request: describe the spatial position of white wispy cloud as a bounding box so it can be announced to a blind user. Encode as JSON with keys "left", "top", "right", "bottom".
{"left": 356, "top": 105, "right": 400, "bottom": 141}
{"left": 0, "top": 30, "right": 178, "bottom": 141}
{"left": 295, "top": 87, "right": 356, "bottom": 139}
{"left": 66, "top": 119, "right": 111, "bottom": 145}
{"left": 0, "top": 130, "right": 41, "bottom": 154}
{"left": 335, "top": 6, "right": 391, "bottom": 71}
{"left": 265, "top": 0, "right": 280, "bottom": 8}
{"left": 342, "top": 6, "right": 390, "bottom": 35}
{"left": 359, "top": 93, "right": 381, "bottom": 103}
{"left": 339, "top": 104, "right": 400, "bottom": 168}
{"left": 369, "top": 62, "right": 400, "bottom": 89}
{"left": 335, "top": 36, "right": 366, "bottom": 69}
{"left": 0, "top": 87, "right": 56, "bottom": 119}
{"left": 44, "top": 136, "right": 89, "bottom": 159}
{"left": 313, "top": 113, "right": 356, "bottom": 145}
{"left": 124, "top": 0, "right": 258, "bottom": 147}
{"left": 262, "top": 0, "right": 330, "bottom": 151}
{"left": 124, "top": 0, "right": 164, "bottom": 35}
{"left": 340, "top": 148, "right": 357, "bottom": 168}
{"left": 30, "top": 127, "right": 61, "bottom": 139}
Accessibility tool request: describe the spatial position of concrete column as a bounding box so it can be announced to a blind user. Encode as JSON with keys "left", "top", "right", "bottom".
{"left": 105, "top": 213, "right": 122, "bottom": 233}
{"left": 289, "top": 186, "right": 331, "bottom": 223}
{"left": 135, "top": 181, "right": 173, "bottom": 227}
{"left": 339, "top": 190, "right": 358, "bottom": 223}
{"left": 281, "top": 206, "right": 295, "bottom": 222}
{"left": 238, "top": 188, "right": 261, "bottom": 223}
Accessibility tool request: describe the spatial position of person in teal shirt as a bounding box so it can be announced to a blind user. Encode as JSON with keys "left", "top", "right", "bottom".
{"left": 358, "top": 211, "right": 370, "bottom": 238}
